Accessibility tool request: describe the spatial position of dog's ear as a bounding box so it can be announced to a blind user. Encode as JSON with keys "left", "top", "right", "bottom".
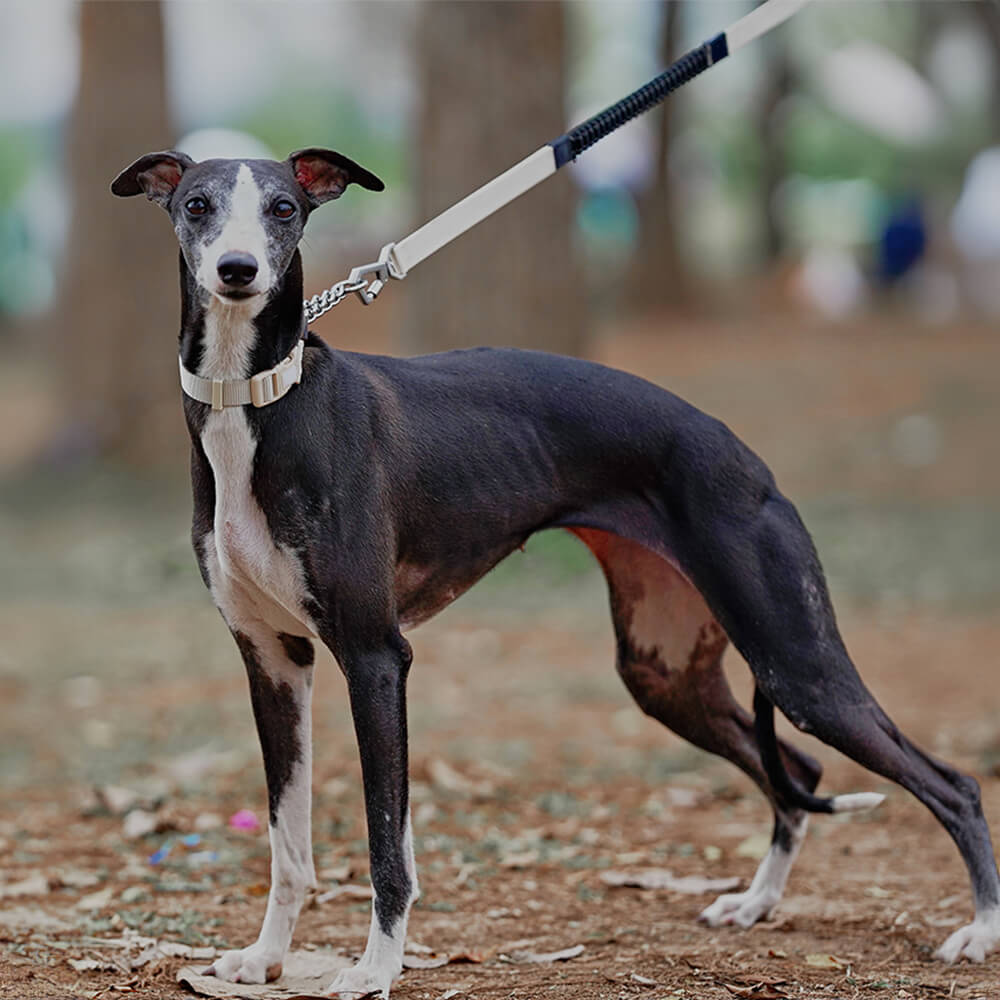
{"left": 110, "top": 150, "right": 195, "bottom": 208}
{"left": 288, "top": 148, "right": 385, "bottom": 206}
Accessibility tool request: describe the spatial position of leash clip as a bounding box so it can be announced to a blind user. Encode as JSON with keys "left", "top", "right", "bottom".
{"left": 302, "top": 244, "right": 405, "bottom": 321}
{"left": 347, "top": 243, "right": 405, "bottom": 306}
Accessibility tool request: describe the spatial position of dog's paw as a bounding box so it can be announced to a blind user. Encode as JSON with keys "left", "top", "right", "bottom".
{"left": 936, "top": 910, "right": 1000, "bottom": 963}
{"left": 698, "top": 889, "right": 778, "bottom": 929}
{"left": 326, "top": 962, "right": 396, "bottom": 999}
{"left": 204, "top": 943, "right": 283, "bottom": 984}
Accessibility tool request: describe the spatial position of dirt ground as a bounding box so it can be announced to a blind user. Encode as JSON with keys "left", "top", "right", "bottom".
{"left": 1, "top": 312, "right": 999, "bottom": 999}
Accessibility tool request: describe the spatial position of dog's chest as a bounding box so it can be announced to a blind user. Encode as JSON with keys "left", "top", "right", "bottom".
{"left": 199, "top": 409, "right": 314, "bottom": 635}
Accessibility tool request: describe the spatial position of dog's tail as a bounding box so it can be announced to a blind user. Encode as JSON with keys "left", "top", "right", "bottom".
{"left": 753, "top": 687, "right": 884, "bottom": 815}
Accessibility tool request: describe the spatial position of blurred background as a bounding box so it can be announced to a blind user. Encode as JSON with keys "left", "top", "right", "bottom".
{"left": 0, "top": 5, "right": 999, "bottom": 988}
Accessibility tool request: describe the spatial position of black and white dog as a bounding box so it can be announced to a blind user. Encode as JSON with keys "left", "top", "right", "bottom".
{"left": 111, "top": 147, "right": 999, "bottom": 996}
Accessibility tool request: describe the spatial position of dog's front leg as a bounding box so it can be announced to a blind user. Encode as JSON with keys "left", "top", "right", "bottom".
{"left": 207, "top": 625, "right": 316, "bottom": 984}
{"left": 327, "top": 636, "right": 417, "bottom": 1000}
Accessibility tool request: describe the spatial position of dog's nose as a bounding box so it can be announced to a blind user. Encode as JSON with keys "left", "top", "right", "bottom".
{"left": 217, "top": 252, "right": 258, "bottom": 287}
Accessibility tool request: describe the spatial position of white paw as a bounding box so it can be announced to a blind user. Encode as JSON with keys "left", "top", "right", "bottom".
{"left": 205, "top": 943, "right": 284, "bottom": 984}
{"left": 699, "top": 889, "right": 778, "bottom": 929}
{"left": 326, "top": 962, "right": 397, "bottom": 999}
{"left": 936, "top": 911, "right": 1000, "bottom": 963}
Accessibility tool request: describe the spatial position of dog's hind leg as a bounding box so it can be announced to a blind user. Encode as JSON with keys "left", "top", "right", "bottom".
{"left": 672, "top": 446, "right": 1000, "bottom": 960}
{"left": 570, "top": 527, "right": 822, "bottom": 928}
{"left": 206, "top": 622, "right": 317, "bottom": 984}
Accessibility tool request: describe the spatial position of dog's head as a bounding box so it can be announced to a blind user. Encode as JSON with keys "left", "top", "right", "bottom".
{"left": 111, "top": 149, "right": 383, "bottom": 303}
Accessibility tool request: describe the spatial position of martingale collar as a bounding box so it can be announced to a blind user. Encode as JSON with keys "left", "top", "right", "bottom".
{"left": 179, "top": 337, "right": 305, "bottom": 411}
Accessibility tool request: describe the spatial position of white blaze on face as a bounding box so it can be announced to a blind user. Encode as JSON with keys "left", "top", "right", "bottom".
{"left": 196, "top": 163, "right": 272, "bottom": 296}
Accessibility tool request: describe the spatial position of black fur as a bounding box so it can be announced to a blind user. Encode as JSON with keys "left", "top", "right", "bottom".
{"left": 234, "top": 632, "right": 302, "bottom": 825}
{"left": 279, "top": 633, "right": 315, "bottom": 668}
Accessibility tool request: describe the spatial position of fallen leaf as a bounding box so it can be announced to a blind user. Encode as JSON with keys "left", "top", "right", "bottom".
{"left": 735, "top": 833, "right": 772, "bottom": 861}
{"left": 446, "top": 951, "right": 483, "bottom": 965}
{"left": 194, "top": 812, "right": 225, "bottom": 832}
{"left": 56, "top": 869, "right": 102, "bottom": 890}
{"left": 404, "top": 940, "right": 433, "bottom": 955}
{"left": 68, "top": 957, "right": 113, "bottom": 973}
{"left": 95, "top": 781, "right": 169, "bottom": 815}
{"left": 77, "top": 887, "right": 115, "bottom": 911}
{"left": 0, "top": 906, "right": 71, "bottom": 931}
{"left": 402, "top": 950, "right": 483, "bottom": 970}
{"left": 318, "top": 861, "right": 353, "bottom": 882}
{"left": 804, "top": 953, "right": 845, "bottom": 969}
{"left": 96, "top": 784, "right": 142, "bottom": 815}
{"left": 666, "top": 787, "right": 700, "bottom": 808}
{"left": 505, "top": 943, "right": 585, "bottom": 964}
{"left": 499, "top": 850, "right": 539, "bottom": 869}
{"left": 314, "top": 884, "right": 374, "bottom": 904}
{"left": 178, "top": 950, "right": 352, "bottom": 998}
{"left": 427, "top": 759, "right": 494, "bottom": 799}
{"left": 630, "top": 972, "right": 658, "bottom": 986}
{"left": 452, "top": 862, "right": 477, "bottom": 886}
{"left": 613, "top": 851, "right": 647, "bottom": 865}
{"left": 163, "top": 745, "right": 243, "bottom": 784}
{"left": 0, "top": 872, "right": 49, "bottom": 898}
{"left": 122, "top": 809, "right": 160, "bottom": 840}
{"left": 402, "top": 954, "right": 450, "bottom": 969}
{"left": 601, "top": 869, "right": 741, "bottom": 894}
{"left": 723, "top": 982, "right": 788, "bottom": 998}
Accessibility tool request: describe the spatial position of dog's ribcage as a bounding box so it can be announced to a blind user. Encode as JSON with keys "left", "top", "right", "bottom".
{"left": 200, "top": 407, "right": 316, "bottom": 637}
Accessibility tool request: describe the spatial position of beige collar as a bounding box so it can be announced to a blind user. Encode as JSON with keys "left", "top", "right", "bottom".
{"left": 179, "top": 338, "right": 305, "bottom": 410}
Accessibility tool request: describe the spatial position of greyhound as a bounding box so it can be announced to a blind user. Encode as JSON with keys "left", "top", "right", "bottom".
{"left": 110, "top": 147, "right": 1000, "bottom": 997}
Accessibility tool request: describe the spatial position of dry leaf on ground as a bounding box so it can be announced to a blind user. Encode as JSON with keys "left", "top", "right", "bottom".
{"left": 503, "top": 943, "right": 585, "bottom": 964}
{"left": 178, "top": 951, "right": 353, "bottom": 999}
{"left": 722, "top": 981, "right": 788, "bottom": 999}
{"left": 804, "top": 953, "right": 846, "bottom": 969}
{"left": 427, "top": 758, "right": 495, "bottom": 799}
{"left": 601, "top": 869, "right": 741, "bottom": 894}
{"left": 314, "top": 883, "right": 374, "bottom": 904}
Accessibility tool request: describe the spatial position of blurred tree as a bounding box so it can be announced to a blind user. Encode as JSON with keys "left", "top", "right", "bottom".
{"left": 52, "top": 1, "right": 179, "bottom": 464}
{"left": 627, "top": 1, "right": 691, "bottom": 314}
{"left": 969, "top": 2, "right": 1000, "bottom": 139}
{"left": 408, "top": 1, "right": 585, "bottom": 355}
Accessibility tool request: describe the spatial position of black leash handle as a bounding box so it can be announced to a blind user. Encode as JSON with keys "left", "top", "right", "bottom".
{"left": 550, "top": 33, "right": 729, "bottom": 169}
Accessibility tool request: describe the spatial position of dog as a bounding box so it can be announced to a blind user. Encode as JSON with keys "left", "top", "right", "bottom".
{"left": 110, "top": 147, "right": 1000, "bottom": 997}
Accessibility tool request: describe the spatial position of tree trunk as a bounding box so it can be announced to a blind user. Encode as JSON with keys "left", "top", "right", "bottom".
{"left": 407, "top": 0, "right": 585, "bottom": 355}
{"left": 975, "top": 1, "right": 1000, "bottom": 139}
{"left": 627, "top": 1, "right": 690, "bottom": 314}
{"left": 53, "top": 0, "right": 180, "bottom": 465}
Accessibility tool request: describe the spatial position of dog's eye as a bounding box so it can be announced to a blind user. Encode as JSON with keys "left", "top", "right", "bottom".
{"left": 185, "top": 197, "right": 209, "bottom": 217}
{"left": 273, "top": 200, "right": 297, "bottom": 220}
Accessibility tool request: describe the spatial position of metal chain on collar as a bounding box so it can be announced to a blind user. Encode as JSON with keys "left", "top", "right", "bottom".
{"left": 303, "top": 276, "right": 369, "bottom": 324}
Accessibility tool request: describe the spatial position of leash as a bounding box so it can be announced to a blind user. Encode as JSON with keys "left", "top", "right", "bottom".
{"left": 184, "top": 0, "right": 809, "bottom": 410}
{"left": 304, "top": 0, "right": 812, "bottom": 324}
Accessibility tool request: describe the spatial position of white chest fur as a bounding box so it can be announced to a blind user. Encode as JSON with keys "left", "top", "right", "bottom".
{"left": 199, "top": 405, "right": 315, "bottom": 638}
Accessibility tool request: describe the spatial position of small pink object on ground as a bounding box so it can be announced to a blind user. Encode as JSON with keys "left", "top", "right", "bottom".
{"left": 228, "top": 809, "right": 259, "bottom": 831}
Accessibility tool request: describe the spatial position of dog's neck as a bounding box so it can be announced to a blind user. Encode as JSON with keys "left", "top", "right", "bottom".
{"left": 178, "top": 249, "right": 306, "bottom": 384}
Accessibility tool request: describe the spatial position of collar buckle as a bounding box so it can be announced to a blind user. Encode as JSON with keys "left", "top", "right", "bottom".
{"left": 249, "top": 340, "right": 304, "bottom": 408}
